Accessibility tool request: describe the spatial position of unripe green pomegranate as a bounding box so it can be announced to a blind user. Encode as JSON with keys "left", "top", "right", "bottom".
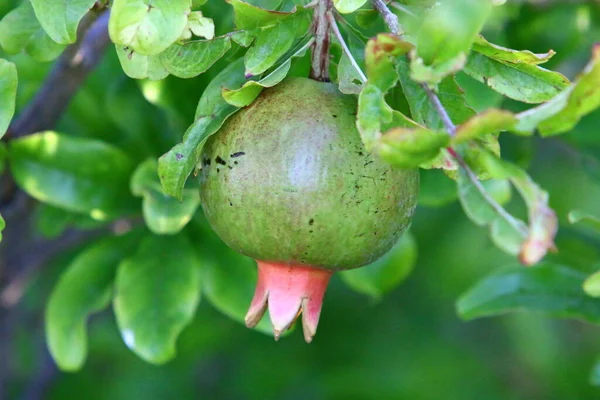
{"left": 200, "top": 77, "right": 418, "bottom": 342}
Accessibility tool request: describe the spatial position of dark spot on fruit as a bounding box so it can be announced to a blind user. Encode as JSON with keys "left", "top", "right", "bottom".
{"left": 309, "top": 218, "right": 314, "bottom": 225}
{"left": 332, "top": 114, "right": 337, "bottom": 118}
{"left": 364, "top": 160, "right": 373, "bottom": 167}
{"left": 202, "top": 158, "right": 211, "bottom": 166}
{"left": 231, "top": 151, "right": 246, "bottom": 158}
{"left": 216, "top": 156, "right": 227, "bottom": 165}
{"left": 234, "top": 161, "right": 238, "bottom": 165}
{"left": 309, "top": 230, "right": 314, "bottom": 233}
{"left": 357, "top": 151, "right": 364, "bottom": 156}
{"left": 229, "top": 201, "right": 233, "bottom": 206}
{"left": 216, "top": 168, "right": 220, "bottom": 173}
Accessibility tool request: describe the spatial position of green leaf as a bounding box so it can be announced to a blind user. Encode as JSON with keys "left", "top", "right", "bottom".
{"left": 0, "top": 213, "right": 5, "bottom": 242}
{"left": 160, "top": 35, "right": 231, "bottom": 79}
{"left": 34, "top": 204, "right": 105, "bottom": 238}
{"left": 114, "top": 234, "right": 201, "bottom": 364}
{"left": 365, "top": 34, "right": 411, "bottom": 92}
{"left": 243, "top": 10, "right": 310, "bottom": 76}
{"left": 223, "top": 36, "right": 312, "bottom": 107}
{"left": 228, "top": 0, "right": 293, "bottom": 30}
{"left": 230, "top": 29, "right": 259, "bottom": 47}
{"left": 340, "top": 232, "right": 417, "bottom": 300}
{"left": 356, "top": 84, "right": 419, "bottom": 151}
{"left": 464, "top": 55, "right": 570, "bottom": 105}
{"left": 333, "top": 0, "right": 367, "bottom": 14}
{"left": 131, "top": 159, "right": 200, "bottom": 235}
{"left": 159, "top": 59, "right": 247, "bottom": 199}
{"left": 109, "top": 0, "right": 191, "bottom": 56}
{"left": 0, "top": 1, "right": 66, "bottom": 61}
{"left": 472, "top": 35, "right": 557, "bottom": 65}
{"left": 516, "top": 45, "right": 600, "bottom": 135}
{"left": 46, "top": 232, "right": 142, "bottom": 371}
{"left": 198, "top": 239, "right": 272, "bottom": 335}
{"left": 376, "top": 126, "right": 450, "bottom": 168}
{"left": 412, "top": 0, "right": 492, "bottom": 84}
{"left": 115, "top": 45, "right": 169, "bottom": 80}
{"left": 480, "top": 151, "right": 557, "bottom": 265}
{"left": 180, "top": 11, "right": 214, "bottom": 40}
{"left": 583, "top": 270, "right": 600, "bottom": 298}
{"left": 418, "top": 169, "right": 458, "bottom": 207}
{"left": 456, "top": 263, "right": 600, "bottom": 324}
{"left": 30, "top": 0, "right": 96, "bottom": 44}
{"left": 457, "top": 169, "right": 527, "bottom": 256}
{"left": 337, "top": 52, "right": 365, "bottom": 95}
{"left": 568, "top": 210, "right": 600, "bottom": 232}
{"left": 9, "top": 131, "right": 137, "bottom": 220}
{"left": 0, "top": 59, "right": 17, "bottom": 138}
{"left": 453, "top": 108, "right": 517, "bottom": 144}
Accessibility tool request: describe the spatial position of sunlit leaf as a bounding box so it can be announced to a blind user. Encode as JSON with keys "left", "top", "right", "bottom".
{"left": 365, "top": 34, "right": 411, "bottom": 92}
{"left": 223, "top": 37, "right": 312, "bottom": 107}
{"left": 0, "top": 1, "right": 66, "bottom": 61}
{"left": 160, "top": 35, "right": 231, "bottom": 79}
{"left": 243, "top": 10, "right": 310, "bottom": 76}
{"left": 109, "top": 0, "right": 190, "bottom": 56}
{"left": 0, "top": 59, "right": 17, "bottom": 138}
{"left": 131, "top": 159, "right": 200, "bottom": 235}
{"left": 583, "top": 270, "right": 600, "bottom": 298}
{"left": 114, "top": 234, "right": 201, "bottom": 364}
{"left": 453, "top": 109, "right": 517, "bottom": 144}
{"left": 228, "top": 0, "right": 293, "bottom": 30}
{"left": 114, "top": 45, "right": 169, "bottom": 80}
{"left": 333, "top": 0, "right": 367, "bottom": 14}
{"left": 568, "top": 210, "right": 600, "bottom": 232}
{"left": 376, "top": 126, "right": 450, "bottom": 168}
{"left": 516, "top": 45, "right": 600, "bottom": 135}
{"left": 9, "top": 132, "right": 137, "bottom": 219}
{"left": 46, "top": 233, "right": 142, "bottom": 371}
{"left": 30, "top": 0, "right": 96, "bottom": 44}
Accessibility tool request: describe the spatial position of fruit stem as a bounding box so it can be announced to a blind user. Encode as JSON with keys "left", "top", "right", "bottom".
{"left": 309, "top": 0, "right": 333, "bottom": 82}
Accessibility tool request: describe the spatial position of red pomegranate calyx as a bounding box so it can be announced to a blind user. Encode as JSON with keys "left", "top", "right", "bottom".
{"left": 244, "top": 261, "right": 333, "bottom": 343}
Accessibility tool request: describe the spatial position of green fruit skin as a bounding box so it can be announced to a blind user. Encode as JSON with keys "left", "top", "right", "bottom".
{"left": 199, "top": 78, "right": 419, "bottom": 271}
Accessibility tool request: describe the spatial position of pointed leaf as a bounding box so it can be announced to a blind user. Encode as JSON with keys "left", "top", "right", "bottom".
{"left": 584, "top": 270, "right": 600, "bottom": 298}
{"left": 228, "top": 0, "right": 293, "bottom": 30}
{"left": 376, "top": 126, "right": 450, "bottom": 168}
{"left": 516, "top": 45, "right": 600, "bottom": 135}
{"left": 223, "top": 37, "right": 312, "bottom": 107}
{"left": 472, "top": 35, "right": 556, "bottom": 65}
{"left": 114, "top": 234, "right": 201, "bottom": 364}
{"left": 0, "top": 1, "right": 66, "bottom": 61}
{"left": 109, "top": 0, "right": 190, "bottom": 56}
{"left": 340, "top": 232, "right": 417, "bottom": 300}
{"left": 30, "top": 0, "right": 96, "bottom": 44}
{"left": 9, "top": 132, "right": 137, "bottom": 219}
{"left": 365, "top": 34, "right": 411, "bottom": 92}
{"left": 453, "top": 108, "right": 517, "bottom": 144}
{"left": 0, "top": 59, "right": 17, "bottom": 138}
{"left": 131, "top": 159, "right": 200, "bottom": 235}
{"left": 46, "top": 233, "right": 142, "bottom": 371}
{"left": 115, "top": 45, "right": 169, "bottom": 80}
{"left": 160, "top": 35, "right": 231, "bottom": 79}
{"left": 333, "top": 0, "right": 367, "bottom": 14}
{"left": 457, "top": 263, "right": 600, "bottom": 324}
{"left": 243, "top": 10, "right": 310, "bottom": 76}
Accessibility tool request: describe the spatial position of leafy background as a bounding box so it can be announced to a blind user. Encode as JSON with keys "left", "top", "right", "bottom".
{"left": 2, "top": 0, "right": 600, "bottom": 399}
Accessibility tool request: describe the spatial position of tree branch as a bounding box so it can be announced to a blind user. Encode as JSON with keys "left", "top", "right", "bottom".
{"left": 371, "top": 0, "right": 400, "bottom": 36}
{"left": 5, "top": 10, "right": 111, "bottom": 139}
{"left": 310, "top": 0, "right": 333, "bottom": 81}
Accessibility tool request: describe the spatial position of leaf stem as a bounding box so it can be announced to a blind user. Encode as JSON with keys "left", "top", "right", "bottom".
{"left": 422, "top": 83, "right": 457, "bottom": 136}
{"left": 310, "top": 0, "right": 333, "bottom": 81}
{"left": 388, "top": 1, "right": 416, "bottom": 17}
{"left": 326, "top": 11, "right": 367, "bottom": 83}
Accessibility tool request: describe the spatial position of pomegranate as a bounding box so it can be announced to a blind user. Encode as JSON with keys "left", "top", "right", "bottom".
{"left": 199, "top": 77, "right": 418, "bottom": 342}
